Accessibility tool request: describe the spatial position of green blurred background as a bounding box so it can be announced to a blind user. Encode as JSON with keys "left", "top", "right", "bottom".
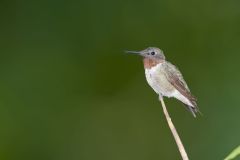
{"left": 1, "top": 0, "right": 240, "bottom": 159}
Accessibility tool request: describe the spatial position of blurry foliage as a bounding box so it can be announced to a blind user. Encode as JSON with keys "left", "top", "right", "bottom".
{"left": 224, "top": 146, "right": 240, "bottom": 160}
{"left": 0, "top": 0, "right": 240, "bottom": 160}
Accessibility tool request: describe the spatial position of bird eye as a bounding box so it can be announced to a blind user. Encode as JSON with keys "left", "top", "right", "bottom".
{"left": 151, "top": 52, "right": 155, "bottom": 55}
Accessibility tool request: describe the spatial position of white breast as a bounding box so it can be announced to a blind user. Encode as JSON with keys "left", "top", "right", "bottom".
{"left": 145, "top": 64, "right": 194, "bottom": 106}
{"left": 145, "top": 63, "right": 175, "bottom": 97}
{"left": 145, "top": 63, "right": 163, "bottom": 94}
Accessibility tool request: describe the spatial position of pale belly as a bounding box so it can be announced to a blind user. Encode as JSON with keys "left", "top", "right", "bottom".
{"left": 145, "top": 65, "right": 175, "bottom": 97}
{"left": 144, "top": 64, "right": 193, "bottom": 106}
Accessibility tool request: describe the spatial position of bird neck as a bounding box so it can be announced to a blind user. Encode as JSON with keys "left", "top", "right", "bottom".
{"left": 143, "top": 58, "right": 164, "bottom": 69}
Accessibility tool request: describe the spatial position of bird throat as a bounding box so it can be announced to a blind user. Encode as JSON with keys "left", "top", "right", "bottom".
{"left": 143, "top": 58, "right": 163, "bottom": 69}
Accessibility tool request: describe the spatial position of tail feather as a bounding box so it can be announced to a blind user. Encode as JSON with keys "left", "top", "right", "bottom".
{"left": 183, "top": 104, "right": 198, "bottom": 117}
{"left": 184, "top": 98, "right": 201, "bottom": 117}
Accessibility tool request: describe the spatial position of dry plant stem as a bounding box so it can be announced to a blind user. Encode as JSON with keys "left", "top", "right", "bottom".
{"left": 159, "top": 96, "right": 189, "bottom": 160}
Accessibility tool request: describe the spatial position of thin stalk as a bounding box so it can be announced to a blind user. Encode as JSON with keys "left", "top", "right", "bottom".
{"left": 159, "top": 96, "right": 189, "bottom": 160}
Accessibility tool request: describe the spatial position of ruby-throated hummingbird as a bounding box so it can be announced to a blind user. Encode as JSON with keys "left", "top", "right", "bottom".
{"left": 126, "top": 47, "right": 199, "bottom": 117}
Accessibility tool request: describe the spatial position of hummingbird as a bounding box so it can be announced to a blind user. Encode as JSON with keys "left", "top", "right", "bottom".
{"left": 126, "top": 47, "right": 199, "bottom": 117}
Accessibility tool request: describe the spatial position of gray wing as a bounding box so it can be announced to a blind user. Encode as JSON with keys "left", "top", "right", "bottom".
{"left": 162, "top": 62, "right": 198, "bottom": 115}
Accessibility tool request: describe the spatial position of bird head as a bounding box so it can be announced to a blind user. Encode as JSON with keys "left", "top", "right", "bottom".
{"left": 126, "top": 47, "right": 165, "bottom": 60}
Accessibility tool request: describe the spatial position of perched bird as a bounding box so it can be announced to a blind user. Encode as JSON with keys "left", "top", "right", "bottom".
{"left": 126, "top": 47, "right": 199, "bottom": 117}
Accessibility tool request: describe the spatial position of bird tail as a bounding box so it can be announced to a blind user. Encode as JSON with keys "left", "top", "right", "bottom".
{"left": 184, "top": 97, "right": 201, "bottom": 118}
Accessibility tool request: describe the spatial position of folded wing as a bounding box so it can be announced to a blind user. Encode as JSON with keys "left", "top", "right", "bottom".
{"left": 163, "top": 62, "right": 199, "bottom": 116}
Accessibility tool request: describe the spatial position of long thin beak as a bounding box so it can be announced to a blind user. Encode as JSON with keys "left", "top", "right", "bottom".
{"left": 125, "top": 50, "right": 141, "bottom": 55}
